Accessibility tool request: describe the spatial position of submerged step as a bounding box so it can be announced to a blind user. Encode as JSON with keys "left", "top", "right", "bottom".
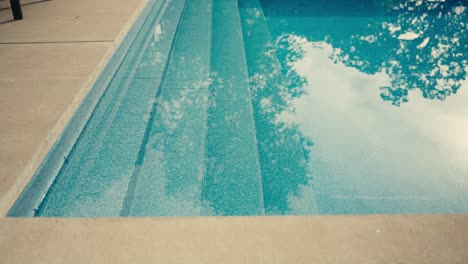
{"left": 202, "top": 0, "right": 264, "bottom": 216}
{"left": 126, "top": 0, "right": 213, "bottom": 216}
{"left": 37, "top": 0, "right": 185, "bottom": 217}
{"left": 239, "top": 0, "right": 319, "bottom": 214}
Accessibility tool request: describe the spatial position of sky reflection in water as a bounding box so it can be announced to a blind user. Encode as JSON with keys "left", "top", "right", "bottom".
{"left": 257, "top": 0, "right": 468, "bottom": 213}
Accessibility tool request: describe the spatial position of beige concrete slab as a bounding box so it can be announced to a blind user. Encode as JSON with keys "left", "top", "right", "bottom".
{"left": 0, "top": 43, "right": 112, "bottom": 79}
{"left": 1, "top": 0, "right": 145, "bottom": 16}
{"left": 0, "top": 0, "right": 146, "bottom": 43}
{"left": 1, "top": 215, "right": 467, "bottom": 263}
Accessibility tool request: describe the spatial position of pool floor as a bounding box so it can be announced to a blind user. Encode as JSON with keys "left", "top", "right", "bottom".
{"left": 9, "top": 0, "right": 468, "bottom": 216}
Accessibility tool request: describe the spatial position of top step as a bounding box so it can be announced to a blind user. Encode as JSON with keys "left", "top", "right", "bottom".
{"left": 239, "top": 0, "right": 319, "bottom": 215}
{"left": 202, "top": 0, "right": 265, "bottom": 216}
{"left": 126, "top": 0, "right": 213, "bottom": 216}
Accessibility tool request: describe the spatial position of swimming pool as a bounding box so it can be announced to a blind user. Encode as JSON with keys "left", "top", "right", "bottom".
{"left": 9, "top": 0, "right": 468, "bottom": 216}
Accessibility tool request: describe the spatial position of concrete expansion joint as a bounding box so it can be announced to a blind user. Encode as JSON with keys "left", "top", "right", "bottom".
{"left": 0, "top": 40, "right": 115, "bottom": 45}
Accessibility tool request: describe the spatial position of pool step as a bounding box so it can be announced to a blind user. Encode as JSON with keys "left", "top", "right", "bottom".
{"left": 202, "top": 0, "right": 265, "bottom": 215}
{"left": 239, "top": 0, "right": 319, "bottom": 214}
{"left": 38, "top": 0, "right": 185, "bottom": 216}
{"left": 125, "top": 0, "right": 213, "bottom": 216}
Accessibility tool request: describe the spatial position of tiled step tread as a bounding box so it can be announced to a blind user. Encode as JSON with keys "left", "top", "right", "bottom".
{"left": 127, "top": 0, "right": 213, "bottom": 216}
{"left": 202, "top": 0, "right": 264, "bottom": 216}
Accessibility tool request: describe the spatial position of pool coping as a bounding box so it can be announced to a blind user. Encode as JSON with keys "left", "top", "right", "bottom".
{"left": 1, "top": 214, "right": 468, "bottom": 263}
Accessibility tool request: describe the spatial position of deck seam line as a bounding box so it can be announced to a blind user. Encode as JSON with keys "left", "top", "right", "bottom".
{"left": 0, "top": 40, "right": 115, "bottom": 45}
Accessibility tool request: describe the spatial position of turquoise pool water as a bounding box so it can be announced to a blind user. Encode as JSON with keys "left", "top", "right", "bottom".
{"left": 9, "top": 0, "right": 468, "bottom": 216}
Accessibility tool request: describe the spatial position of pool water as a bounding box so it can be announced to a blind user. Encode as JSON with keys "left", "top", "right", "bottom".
{"left": 9, "top": 0, "right": 468, "bottom": 216}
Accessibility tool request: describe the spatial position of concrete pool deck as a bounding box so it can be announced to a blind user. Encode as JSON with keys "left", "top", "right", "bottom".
{"left": 0, "top": 0, "right": 467, "bottom": 263}
{"left": 1, "top": 215, "right": 468, "bottom": 263}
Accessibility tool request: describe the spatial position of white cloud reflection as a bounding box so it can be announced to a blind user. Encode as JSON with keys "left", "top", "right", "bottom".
{"left": 281, "top": 37, "right": 468, "bottom": 212}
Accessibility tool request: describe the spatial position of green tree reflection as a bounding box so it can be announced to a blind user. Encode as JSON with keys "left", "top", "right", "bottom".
{"left": 240, "top": 1, "right": 318, "bottom": 215}
{"left": 325, "top": 0, "right": 467, "bottom": 106}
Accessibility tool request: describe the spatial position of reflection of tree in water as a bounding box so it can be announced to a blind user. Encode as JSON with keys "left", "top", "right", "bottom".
{"left": 248, "top": 54, "right": 314, "bottom": 214}
{"left": 240, "top": 4, "right": 316, "bottom": 215}
{"left": 326, "top": 0, "right": 467, "bottom": 106}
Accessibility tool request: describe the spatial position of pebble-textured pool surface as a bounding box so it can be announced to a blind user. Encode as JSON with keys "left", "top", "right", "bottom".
{"left": 9, "top": 0, "right": 468, "bottom": 216}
